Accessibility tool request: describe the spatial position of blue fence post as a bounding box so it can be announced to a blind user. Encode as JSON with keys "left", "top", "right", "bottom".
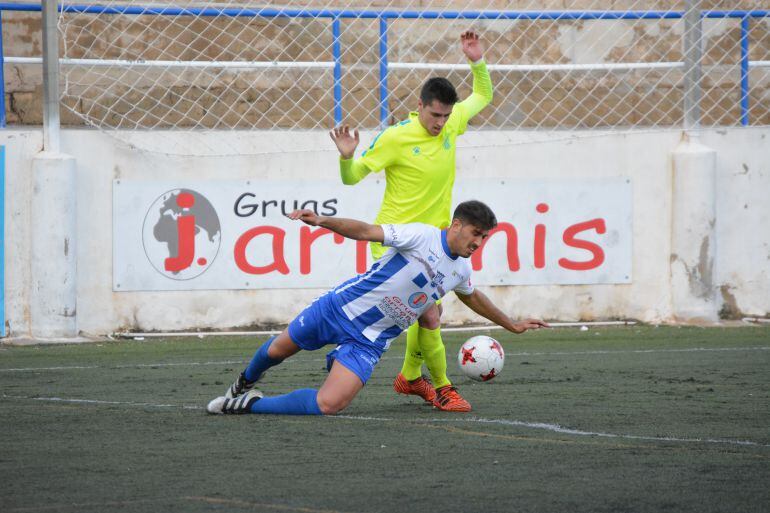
{"left": 332, "top": 16, "right": 342, "bottom": 126}
{"left": 740, "top": 16, "right": 750, "bottom": 126}
{"left": 0, "top": 145, "right": 5, "bottom": 337}
{"left": 1, "top": 10, "right": 6, "bottom": 128}
{"left": 378, "top": 16, "right": 389, "bottom": 126}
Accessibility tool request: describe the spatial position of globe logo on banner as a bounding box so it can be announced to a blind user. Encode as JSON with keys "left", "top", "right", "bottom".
{"left": 142, "top": 189, "right": 221, "bottom": 280}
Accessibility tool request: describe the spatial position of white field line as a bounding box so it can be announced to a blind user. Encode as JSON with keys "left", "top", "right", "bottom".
{"left": 506, "top": 346, "right": 770, "bottom": 357}
{"left": 1, "top": 394, "right": 766, "bottom": 448}
{"left": 1, "top": 346, "right": 768, "bottom": 373}
{"left": 1, "top": 394, "right": 202, "bottom": 410}
{"left": 111, "top": 321, "right": 635, "bottom": 338}
{"left": 335, "top": 415, "right": 770, "bottom": 448}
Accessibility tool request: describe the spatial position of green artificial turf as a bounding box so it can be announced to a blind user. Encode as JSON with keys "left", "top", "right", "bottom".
{"left": 1, "top": 326, "right": 768, "bottom": 513}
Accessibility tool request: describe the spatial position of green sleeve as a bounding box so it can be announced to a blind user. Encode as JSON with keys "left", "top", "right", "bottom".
{"left": 339, "top": 157, "right": 373, "bottom": 185}
{"left": 454, "top": 59, "right": 494, "bottom": 133}
{"left": 339, "top": 127, "right": 395, "bottom": 185}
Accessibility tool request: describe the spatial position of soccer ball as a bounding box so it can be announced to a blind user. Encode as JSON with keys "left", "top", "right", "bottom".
{"left": 457, "top": 335, "right": 505, "bottom": 382}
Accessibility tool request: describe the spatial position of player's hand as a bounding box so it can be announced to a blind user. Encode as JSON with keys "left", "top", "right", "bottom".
{"left": 287, "top": 209, "right": 322, "bottom": 226}
{"left": 460, "top": 30, "right": 484, "bottom": 62}
{"left": 329, "top": 125, "right": 360, "bottom": 159}
{"left": 511, "top": 319, "right": 549, "bottom": 334}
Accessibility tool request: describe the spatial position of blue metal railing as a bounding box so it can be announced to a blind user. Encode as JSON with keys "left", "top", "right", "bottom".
{"left": 0, "top": 3, "right": 768, "bottom": 128}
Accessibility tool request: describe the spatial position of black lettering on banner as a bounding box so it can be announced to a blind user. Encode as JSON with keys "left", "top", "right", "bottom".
{"left": 300, "top": 200, "right": 319, "bottom": 213}
{"left": 262, "top": 200, "right": 278, "bottom": 216}
{"left": 234, "top": 193, "right": 259, "bottom": 217}
{"left": 322, "top": 199, "right": 338, "bottom": 216}
{"left": 280, "top": 200, "right": 300, "bottom": 216}
{"left": 234, "top": 194, "right": 340, "bottom": 217}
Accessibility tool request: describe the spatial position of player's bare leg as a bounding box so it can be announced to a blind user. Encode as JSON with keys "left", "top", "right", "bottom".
{"left": 316, "top": 361, "right": 365, "bottom": 415}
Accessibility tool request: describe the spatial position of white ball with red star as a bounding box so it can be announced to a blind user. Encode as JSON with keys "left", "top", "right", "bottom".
{"left": 457, "top": 335, "right": 505, "bottom": 382}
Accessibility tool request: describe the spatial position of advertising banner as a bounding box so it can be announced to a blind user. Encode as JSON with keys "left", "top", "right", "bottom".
{"left": 113, "top": 178, "right": 632, "bottom": 290}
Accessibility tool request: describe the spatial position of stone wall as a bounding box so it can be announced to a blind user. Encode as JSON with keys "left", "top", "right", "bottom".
{"left": 3, "top": 1, "right": 769, "bottom": 128}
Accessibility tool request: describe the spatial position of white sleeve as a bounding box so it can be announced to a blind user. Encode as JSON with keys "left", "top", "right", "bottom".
{"left": 453, "top": 263, "right": 475, "bottom": 296}
{"left": 381, "top": 223, "right": 431, "bottom": 251}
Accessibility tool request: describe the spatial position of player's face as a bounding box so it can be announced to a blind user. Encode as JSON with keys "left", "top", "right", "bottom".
{"left": 417, "top": 100, "right": 454, "bottom": 136}
{"left": 451, "top": 221, "right": 490, "bottom": 258}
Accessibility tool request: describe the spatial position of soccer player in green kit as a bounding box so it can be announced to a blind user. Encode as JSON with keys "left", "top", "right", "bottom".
{"left": 329, "top": 29, "right": 493, "bottom": 412}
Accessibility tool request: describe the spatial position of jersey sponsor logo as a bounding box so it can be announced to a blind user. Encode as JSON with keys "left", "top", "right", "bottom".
{"left": 408, "top": 291, "right": 428, "bottom": 309}
{"left": 379, "top": 296, "right": 418, "bottom": 329}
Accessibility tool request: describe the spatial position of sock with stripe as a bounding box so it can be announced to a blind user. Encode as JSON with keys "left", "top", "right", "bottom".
{"left": 399, "top": 323, "right": 424, "bottom": 381}
{"left": 249, "top": 389, "right": 323, "bottom": 415}
{"left": 244, "top": 336, "right": 282, "bottom": 382}
{"left": 420, "top": 326, "right": 451, "bottom": 389}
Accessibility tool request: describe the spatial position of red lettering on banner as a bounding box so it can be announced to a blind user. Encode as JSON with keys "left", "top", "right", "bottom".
{"left": 471, "top": 223, "right": 520, "bottom": 272}
{"left": 300, "top": 227, "right": 345, "bottom": 275}
{"left": 234, "top": 226, "right": 290, "bottom": 275}
{"left": 165, "top": 192, "right": 196, "bottom": 272}
{"left": 558, "top": 219, "right": 606, "bottom": 271}
{"left": 356, "top": 240, "right": 369, "bottom": 274}
{"left": 534, "top": 203, "right": 549, "bottom": 269}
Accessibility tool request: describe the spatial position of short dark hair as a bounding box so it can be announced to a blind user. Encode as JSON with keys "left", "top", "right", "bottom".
{"left": 452, "top": 200, "right": 497, "bottom": 231}
{"left": 420, "top": 77, "right": 459, "bottom": 106}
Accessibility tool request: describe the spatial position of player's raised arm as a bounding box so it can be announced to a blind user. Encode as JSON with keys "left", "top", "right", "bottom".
{"left": 455, "top": 289, "right": 548, "bottom": 334}
{"left": 457, "top": 30, "right": 493, "bottom": 121}
{"left": 288, "top": 209, "right": 384, "bottom": 243}
{"left": 330, "top": 125, "right": 359, "bottom": 159}
{"left": 329, "top": 124, "right": 375, "bottom": 186}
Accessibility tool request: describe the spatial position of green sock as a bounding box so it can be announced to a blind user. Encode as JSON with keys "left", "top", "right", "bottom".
{"left": 399, "top": 323, "right": 424, "bottom": 381}
{"left": 419, "top": 326, "right": 451, "bottom": 389}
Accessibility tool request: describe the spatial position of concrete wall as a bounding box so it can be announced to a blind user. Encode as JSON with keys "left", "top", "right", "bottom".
{"left": 2, "top": 127, "right": 768, "bottom": 338}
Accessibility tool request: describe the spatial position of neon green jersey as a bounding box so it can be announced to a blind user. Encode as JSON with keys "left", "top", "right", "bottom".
{"left": 339, "top": 60, "right": 493, "bottom": 232}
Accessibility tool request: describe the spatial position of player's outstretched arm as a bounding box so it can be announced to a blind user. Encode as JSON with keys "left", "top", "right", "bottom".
{"left": 288, "top": 209, "right": 384, "bottom": 243}
{"left": 455, "top": 289, "right": 548, "bottom": 334}
{"left": 458, "top": 30, "right": 493, "bottom": 119}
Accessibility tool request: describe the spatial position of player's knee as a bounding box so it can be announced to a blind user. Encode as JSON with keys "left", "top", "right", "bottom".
{"left": 418, "top": 307, "right": 441, "bottom": 330}
{"left": 316, "top": 394, "right": 349, "bottom": 415}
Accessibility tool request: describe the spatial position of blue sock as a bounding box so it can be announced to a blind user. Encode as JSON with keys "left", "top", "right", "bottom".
{"left": 249, "top": 389, "right": 323, "bottom": 415}
{"left": 244, "top": 337, "right": 282, "bottom": 382}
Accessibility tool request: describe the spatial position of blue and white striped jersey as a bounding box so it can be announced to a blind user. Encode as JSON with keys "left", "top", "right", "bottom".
{"left": 330, "top": 223, "right": 474, "bottom": 349}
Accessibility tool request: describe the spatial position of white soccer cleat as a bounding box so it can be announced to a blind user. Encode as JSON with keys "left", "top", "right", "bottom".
{"left": 207, "top": 389, "right": 263, "bottom": 414}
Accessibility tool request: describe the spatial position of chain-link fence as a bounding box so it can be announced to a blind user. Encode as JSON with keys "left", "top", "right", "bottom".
{"left": 2, "top": 1, "right": 770, "bottom": 153}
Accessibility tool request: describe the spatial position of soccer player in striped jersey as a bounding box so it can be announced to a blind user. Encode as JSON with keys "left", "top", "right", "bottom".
{"left": 327, "top": 30, "right": 494, "bottom": 411}
{"left": 207, "top": 201, "right": 547, "bottom": 416}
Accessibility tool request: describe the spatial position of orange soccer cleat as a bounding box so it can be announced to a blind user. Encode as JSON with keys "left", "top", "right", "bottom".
{"left": 393, "top": 373, "right": 437, "bottom": 403}
{"left": 432, "top": 385, "right": 472, "bottom": 412}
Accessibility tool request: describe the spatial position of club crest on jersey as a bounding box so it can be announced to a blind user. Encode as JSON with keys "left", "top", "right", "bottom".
{"left": 407, "top": 291, "right": 428, "bottom": 309}
{"left": 443, "top": 136, "right": 451, "bottom": 149}
{"left": 430, "top": 271, "right": 446, "bottom": 288}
